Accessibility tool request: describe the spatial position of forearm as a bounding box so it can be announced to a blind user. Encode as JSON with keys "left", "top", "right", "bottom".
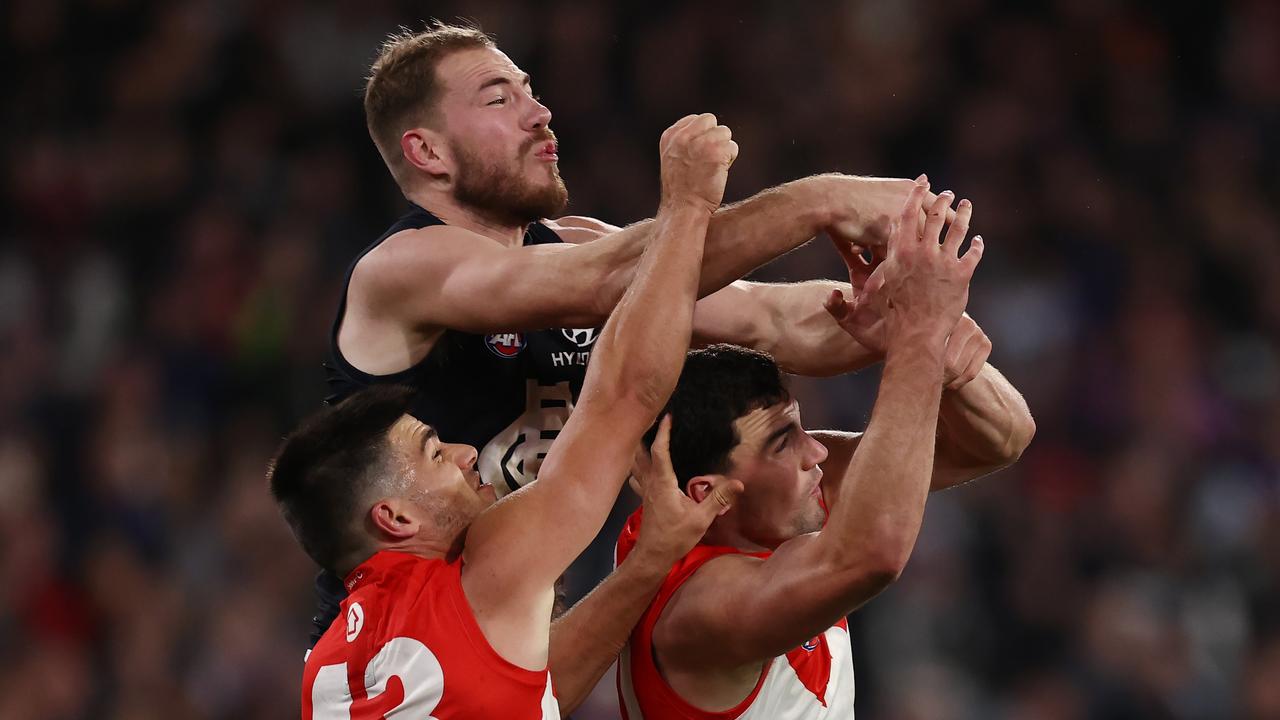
{"left": 592, "top": 175, "right": 892, "bottom": 313}
{"left": 933, "top": 364, "right": 1035, "bottom": 490}
{"left": 695, "top": 280, "right": 881, "bottom": 376}
{"left": 820, "top": 343, "right": 945, "bottom": 568}
{"left": 697, "top": 177, "right": 835, "bottom": 292}
{"left": 548, "top": 552, "right": 669, "bottom": 715}
{"left": 590, "top": 204, "right": 709, "bottom": 408}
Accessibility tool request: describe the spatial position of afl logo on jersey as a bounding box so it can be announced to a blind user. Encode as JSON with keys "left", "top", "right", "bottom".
{"left": 485, "top": 332, "right": 526, "bottom": 358}
{"left": 802, "top": 638, "right": 819, "bottom": 651}
{"left": 346, "top": 602, "right": 365, "bottom": 642}
{"left": 562, "top": 327, "right": 599, "bottom": 348}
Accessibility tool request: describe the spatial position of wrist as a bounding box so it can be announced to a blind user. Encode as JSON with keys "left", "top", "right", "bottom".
{"left": 658, "top": 196, "right": 717, "bottom": 218}
{"left": 884, "top": 330, "right": 948, "bottom": 368}
{"left": 624, "top": 541, "right": 675, "bottom": 581}
{"left": 796, "top": 174, "right": 848, "bottom": 230}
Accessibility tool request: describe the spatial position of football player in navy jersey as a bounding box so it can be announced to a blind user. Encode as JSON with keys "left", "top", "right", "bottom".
{"left": 277, "top": 112, "right": 741, "bottom": 720}
{"left": 315, "top": 22, "right": 969, "bottom": 715}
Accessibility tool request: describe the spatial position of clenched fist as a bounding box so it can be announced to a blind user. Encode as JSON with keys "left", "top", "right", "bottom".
{"left": 658, "top": 113, "right": 739, "bottom": 214}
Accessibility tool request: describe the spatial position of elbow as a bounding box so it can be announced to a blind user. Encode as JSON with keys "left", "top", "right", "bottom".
{"left": 589, "top": 357, "right": 679, "bottom": 419}
{"left": 1001, "top": 411, "right": 1037, "bottom": 466}
{"left": 589, "top": 263, "right": 630, "bottom": 323}
{"left": 624, "top": 370, "right": 679, "bottom": 418}
{"left": 727, "top": 303, "right": 776, "bottom": 355}
{"left": 820, "top": 534, "right": 915, "bottom": 609}
{"left": 861, "top": 541, "right": 912, "bottom": 590}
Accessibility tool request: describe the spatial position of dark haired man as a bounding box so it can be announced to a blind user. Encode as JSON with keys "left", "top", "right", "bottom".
{"left": 274, "top": 114, "right": 739, "bottom": 718}
{"left": 618, "top": 187, "right": 1036, "bottom": 718}
{"left": 316, "top": 21, "right": 964, "bottom": 713}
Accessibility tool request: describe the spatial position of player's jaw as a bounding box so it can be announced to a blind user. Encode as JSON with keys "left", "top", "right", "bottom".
{"left": 450, "top": 135, "right": 568, "bottom": 226}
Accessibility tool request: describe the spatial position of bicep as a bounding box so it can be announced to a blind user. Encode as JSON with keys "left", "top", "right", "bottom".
{"left": 928, "top": 439, "right": 1005, "bottom": 491}
{"left": 660, "top": 540, "right": 887, "bottom": 668}
{"left": 691, "top": 281, "right": 771, "bottom": 349}
{"left": 814, "top": 429, "right": 987, "bottom": 496}
{"left": 364, "top": 227, "right": 608, "bottom": 334}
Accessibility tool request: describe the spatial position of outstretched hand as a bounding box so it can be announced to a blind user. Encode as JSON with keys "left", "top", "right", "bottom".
{"left": 630, "top": 416, "right": 743, "bottom": 566}
{"left": 825, "top": 179, "right": 985, "bottom": 359}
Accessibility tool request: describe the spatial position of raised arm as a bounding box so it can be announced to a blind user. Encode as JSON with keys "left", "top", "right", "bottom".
{"left": 460, "top": 114, "right": 736, "bottom": 664}
{"left": 351, "top": 173, "right": 942, "bottom": 336}
{"left": 815, "top": 314, "right": 1035, "bottom": 503}
{"left": 658, "top": 184, "right": 984, "bottom": 670}
{"left": 688, "top": 179, "right": 953, "bottom": 378}
{"left": 691, "top": 280, "right": 882, "bottom": 377}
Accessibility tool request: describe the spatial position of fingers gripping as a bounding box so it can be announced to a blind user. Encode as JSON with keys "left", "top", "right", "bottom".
{"left": 896, "top": 179, "right": 930, "bottom": 244}
{"left": 943, "top": 199, "right": 972, "bottom": 254}
{"left": 923, "top": 192, "right": 953, "bottom": 246}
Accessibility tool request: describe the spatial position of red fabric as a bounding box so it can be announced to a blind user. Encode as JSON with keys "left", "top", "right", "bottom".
{"left": 617, "top": 508, "right": 844, "bottom": 719}
{"left": 782, "top": 616, "right": 849, "bottom": 708}
{"left": 301, "top": 551, "right": 555, "bottom": 719}
{"left": 617, "top": 509, "right": 770, "bottom": 719}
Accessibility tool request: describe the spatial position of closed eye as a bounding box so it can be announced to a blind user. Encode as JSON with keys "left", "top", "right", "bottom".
{"left": 765, "top": 425, "right": 792, "bottom": 454}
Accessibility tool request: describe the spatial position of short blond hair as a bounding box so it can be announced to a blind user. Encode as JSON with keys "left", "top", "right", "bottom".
{"left": 364, "top": 23, "right": 495, "bottom": 182}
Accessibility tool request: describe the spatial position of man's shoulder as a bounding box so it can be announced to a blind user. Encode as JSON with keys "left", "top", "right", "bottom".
{"left": 659, "top": 548, "right": 766, "bottom": 626}
{"left": 361, "top": 223, "right": 490, "bottom": 266}
{"left": 350, "top": 224, "right": 502, "bottom": 301}
{"left": 672, "top": 548, "right": 764, "bottom": 594}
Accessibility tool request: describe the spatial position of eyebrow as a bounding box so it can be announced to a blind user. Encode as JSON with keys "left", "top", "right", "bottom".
{"left": 477, "top": 73, "right": 531, "bottom": 92}
{"left": 420, "top": 426, "right": 438, "bottom": 455}
{"left": 763, "top": 423, "right": 792, "bottom": 451}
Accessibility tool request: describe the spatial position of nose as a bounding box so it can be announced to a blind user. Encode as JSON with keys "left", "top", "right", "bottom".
{"left": 801, "top": 434, "right": 829, "bottom": 470}
{"left": 524, "top": 94, "right": 552, "bottom": 131}
{"left": 450, "top": 443, "right": 479, "bottom": 471}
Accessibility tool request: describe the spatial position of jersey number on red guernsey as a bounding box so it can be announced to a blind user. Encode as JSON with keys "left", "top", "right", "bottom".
{"left": 311, "top": 636, "right": 445, "bottom": 719}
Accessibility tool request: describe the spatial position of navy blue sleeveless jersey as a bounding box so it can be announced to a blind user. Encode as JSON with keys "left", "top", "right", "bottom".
{"left": 324, "top": 204, "right": 598, "bottom": 496}
{"left": 311, "top": 205, "right": 599, "bottom": 647}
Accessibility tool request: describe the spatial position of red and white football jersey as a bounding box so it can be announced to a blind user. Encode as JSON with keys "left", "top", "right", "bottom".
{"left": 615, "top": 510, "right": 856, "bottom": 719}
{"left": 302, "top": 550, "right": 559, "bottom": 719}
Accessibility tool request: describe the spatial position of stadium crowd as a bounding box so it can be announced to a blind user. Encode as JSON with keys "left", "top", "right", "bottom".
{"left": 2, "top": 0, "right": 1278, "bottom": 717}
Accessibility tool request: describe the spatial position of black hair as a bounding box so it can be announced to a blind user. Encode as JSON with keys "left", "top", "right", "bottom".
{"left": 267, "top": 385, "right": 417, "bottom": 573}
{"left": 645, "top": 344, "right": 790, "bottom": 490}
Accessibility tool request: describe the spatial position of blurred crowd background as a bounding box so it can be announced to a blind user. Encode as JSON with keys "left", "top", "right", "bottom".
{"left": 4, "top": 0, "right": 1279, "bottom": 718}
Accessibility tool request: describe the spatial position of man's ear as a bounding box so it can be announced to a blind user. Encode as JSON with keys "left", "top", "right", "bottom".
{"left": 688, "top": 474, "right": 741, "bottom": 517}
{"left": 401, "top": 128, "right": 451, "bottom": 177}
{"left": 369, "top": 497, "right": 422, "bottom": 541}
{"left": 687, "top": 475, "right": 726, "bottom": 503}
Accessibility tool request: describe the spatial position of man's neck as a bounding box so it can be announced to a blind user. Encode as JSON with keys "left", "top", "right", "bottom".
{"left": 405, "top": 188, "right": 528, "bottom": 248}
{"left": 337, "top": 536, "right": 458, "bottom": 580}
{"left": 700, "top": 523, "right": 773, "bottom": 554}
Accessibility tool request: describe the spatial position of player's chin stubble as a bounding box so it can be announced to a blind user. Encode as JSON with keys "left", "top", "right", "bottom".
{"left": 451, "top": 142, "right": 568, "bottom": 225}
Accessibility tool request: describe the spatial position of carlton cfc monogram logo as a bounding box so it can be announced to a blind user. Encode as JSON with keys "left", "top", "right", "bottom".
{"left": 485, "top": 332, "right": 526, "bottom": 358}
